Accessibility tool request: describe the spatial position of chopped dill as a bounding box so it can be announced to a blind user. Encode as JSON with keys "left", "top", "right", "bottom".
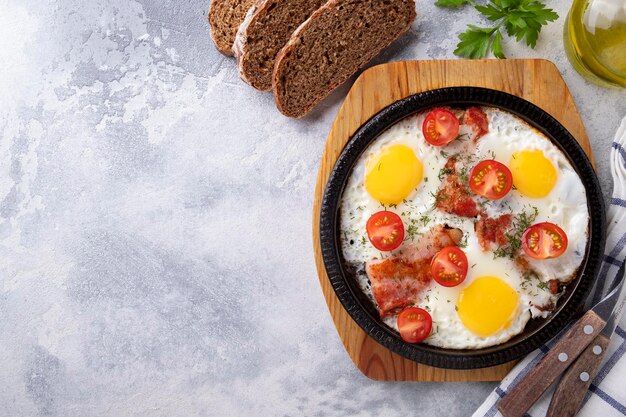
{"left": 493, "top": 207, "right": 539, "bottom": 259}
{"left": 406, "top": 224, "right": 420, "bottom": 240}
{"left": 438, "top": 166, "right": 453, "bottom": 181}
{"left": 430, "top": 191, "right": 448, "bottom": 208}
{"left": 455, "top": 133, "right": 470, "bottom": 142}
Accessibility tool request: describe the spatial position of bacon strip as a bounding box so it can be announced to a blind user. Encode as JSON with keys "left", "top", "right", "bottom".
{"left": 436, "top": 159, "right": 479, "bottom": 218}
{"left": 475, "top": 213, "right": 513, "bottom": 251}
{"left": 366, "top": 225, "right": 462, "bottom": 318}
{"left": 463, "top": 106, "right": 489, "bottom": 141}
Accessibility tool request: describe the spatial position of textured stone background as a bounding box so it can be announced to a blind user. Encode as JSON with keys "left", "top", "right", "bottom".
{"left": 1, "top": 0, "right": 625, "bottom": 416}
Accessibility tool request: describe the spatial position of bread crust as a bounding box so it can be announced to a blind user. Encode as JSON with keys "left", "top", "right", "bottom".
{"left": 272, "top": 0, "right": 416, "bottom": 118}
{"left": 234, "top": 0, "right": 326, "bottom": 91}
{"left": 232, "top": 1, "right": 262, "bottom": 87}
{"left": 208, "top": 0, "right": 257, "bottom": 56}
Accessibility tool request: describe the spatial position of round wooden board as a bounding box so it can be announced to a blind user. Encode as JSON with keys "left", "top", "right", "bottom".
{"left": 312, "top": 59, "right": 593, "bottom": 382}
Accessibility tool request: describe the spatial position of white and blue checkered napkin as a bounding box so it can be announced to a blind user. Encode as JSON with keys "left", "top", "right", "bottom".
{"left": 473, "top": 115, "right": 626, "bottom": 417}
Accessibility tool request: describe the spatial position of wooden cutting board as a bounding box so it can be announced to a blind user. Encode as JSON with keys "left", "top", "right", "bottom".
{"left": 312, "top": 59, "right": 593, "bottom": 382}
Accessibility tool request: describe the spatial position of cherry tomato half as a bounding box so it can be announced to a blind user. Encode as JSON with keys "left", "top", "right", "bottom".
{"left": 469, "top": 160, "right": 513, "bottom": 200}
{"left": 431, "top": 246, "right": 469, "bottom": 287}
{"left": 422, "top": 108, "right": 460, "bottom": 146}
{"left": 522, "top": 222, "right": 568, "bottom": 259}
{"left": 397, "top": 307, "right": 433, "bottom": 343}
{"left": 366, "top": 211, "right": 405, "bottom": 251}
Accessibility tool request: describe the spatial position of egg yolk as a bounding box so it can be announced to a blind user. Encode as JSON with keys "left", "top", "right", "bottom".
{"left": 457, "top": 276, "right": 519, "bottom": 337}
{"left": 365, "top": 144, "right": 423, "bottom": 205}
{"left": 509, "top": 150, "right": 557, "bottom": 198}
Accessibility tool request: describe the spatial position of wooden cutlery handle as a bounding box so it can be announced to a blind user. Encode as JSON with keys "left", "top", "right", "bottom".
{"left": 546, "top": 333, "right": 610, "bottom": 417}
{"left": 498, "top": 310, "right": 606, "bottom": 417}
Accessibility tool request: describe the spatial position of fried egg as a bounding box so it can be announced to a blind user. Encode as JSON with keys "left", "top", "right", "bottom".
{"left": 339, "top": 107, "right": 590, "bottom": 349}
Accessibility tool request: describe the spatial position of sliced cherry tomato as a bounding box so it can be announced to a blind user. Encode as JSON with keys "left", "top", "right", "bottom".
{"left": 469, "top": 160, "right": 513, "bottom": 200}
{"left": 463, "top": 107, "right": 489, "bottom": 139}
{"left": 366, "top": 211, "right": 405, "bottom": 251}
{"left": 522, "top": 222, "right": 568, "bottom": 259}
{"left": 397, "top": 307, "right": 433, "bottom": 343}
{"left": 422, "top": 108, "right": 460, "bottom": 146}
{"left": 431, "top": 246, "right": 469, "bottom": 287}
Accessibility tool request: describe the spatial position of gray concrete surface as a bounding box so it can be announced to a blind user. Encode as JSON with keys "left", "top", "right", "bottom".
{"left": 0, "top": 0, "right": 624, "bottom": 416}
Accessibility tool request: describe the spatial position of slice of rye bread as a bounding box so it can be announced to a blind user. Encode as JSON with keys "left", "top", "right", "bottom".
{"left": 273, "top": 0, "right": 416, "bottom": 118}
{"left": 233, "top": 0, "right": 328, "bottom": 91}
{"left": 208, "top": 0, "right": 258, "bottom": 55}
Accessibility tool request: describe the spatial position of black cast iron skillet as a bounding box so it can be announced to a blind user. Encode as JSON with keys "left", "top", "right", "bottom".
{"left": 319, "top": 87, "right": 606, "bottom": 369}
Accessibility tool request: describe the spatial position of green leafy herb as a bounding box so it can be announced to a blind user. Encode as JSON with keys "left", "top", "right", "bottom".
{"left": 455, "top": 25, "right": 498, "bottom": 58}
{"left": 477, "top": 198, "right": 491, "bottom": 208}
{"left": 494, "top": 206, "right": 538, "bottom": 259}
{"left": 435, "top": 0, "right": 473, "bottom": 6}
{"left": 455, "top": 133, "right": 470, "bottom": 142}
{"left": 406, "top": 224, "right": 420, "bottom": 240}
{"left": 438, "top": 166, "right": 453, "bottom": 181}
{"left": 438, "top": 0, "right": 559, "bottom": 59}
{"left": 520, "top": 270, "right": 538, "bottom": 289}
{"left": 431, "top": 191, "right": 449, "bottom": 208}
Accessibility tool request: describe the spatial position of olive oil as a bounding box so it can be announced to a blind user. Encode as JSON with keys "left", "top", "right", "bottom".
{"left": 564, "top": 0, "right": 626, "bottom": 87}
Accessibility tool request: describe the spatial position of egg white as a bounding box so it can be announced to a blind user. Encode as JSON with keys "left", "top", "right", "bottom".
{"left": 339, "top": 107, "right": 590, "bottom": 349}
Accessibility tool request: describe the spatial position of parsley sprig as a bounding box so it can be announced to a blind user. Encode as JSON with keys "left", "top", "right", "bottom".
{"left": 435, "top": 0, "right": 559, "bottom": 59}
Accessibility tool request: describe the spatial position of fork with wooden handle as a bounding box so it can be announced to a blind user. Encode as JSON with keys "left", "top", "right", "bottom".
{"left": 497, "top": 260, "right": 626, "bottom": 417}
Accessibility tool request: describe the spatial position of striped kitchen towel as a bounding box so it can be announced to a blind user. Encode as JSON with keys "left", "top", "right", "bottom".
{"left": 473, "top": 115, "right": 626, "bottom": 417}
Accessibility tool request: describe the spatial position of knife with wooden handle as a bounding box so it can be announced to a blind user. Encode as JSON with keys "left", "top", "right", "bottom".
{"left": 498, "top": 261, "right": 626, "bottom": 417}
{"left": 497, "top": 310, "right": 606, "bottom": 417}
{"left": 545, "top": 333, "right": 610, "bottom": 417}
{"left": 545, "top": 265, "right": 626, "bottom": 417}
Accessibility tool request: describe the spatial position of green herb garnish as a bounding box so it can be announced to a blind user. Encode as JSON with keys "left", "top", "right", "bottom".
{"left": 493, "top": 206, "right": 538, "bottom": 259}
{"left": 436, "top": 0, "right": 559, "bottom": 59}
{"left": 406, "top": 224, "right": 420, "bottom": 240}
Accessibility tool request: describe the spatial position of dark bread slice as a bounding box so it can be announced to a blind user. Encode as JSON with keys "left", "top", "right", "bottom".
{"left": 233, "top": 0, "right": 328, "bottom": 91}
{"left": 272, "top": 0, "right": 416, "bottom": 118}
{"left": 208, "top": 0, "right": 257, "bottom": 55}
